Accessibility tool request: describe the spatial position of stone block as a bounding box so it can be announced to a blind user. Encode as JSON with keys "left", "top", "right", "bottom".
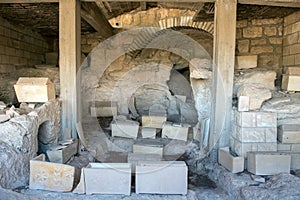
{"left": 175, "top": 95, "right": 187, "bottom": 102}
{"left": 235, "top": 111, "right": 277, "bottom": 128}
{"left": 162, "top": 122, "right": 189, "bottom": 142}
{"left": 14, "top": 77, "right": 55, "bottom": 103}
{"left": 141, "top": 127, "right": 156, "bottom": 139}
{"left": 218, "top": 147, "right": 244, "bottom": 173}
{"left": 235, "top": 55, "right": 257, "bottom": 69}
{"left": 45, "top": 52, "right": 58, "bottom": 65}
{"left": 291, "top": 144, "right": 300, "bottom": 152}
{"left": 247, "top": 152, "right": 291, "bottom": 175}
{"left": 133, "top": 140, "right": 164, "bottom": 158}
{"left": 127, "top": 153, "right": 162, "bottom": 173}
{"left": 238, "top": 96, "right": 250, "bottom": 111}
{"left": 29, "top": 154, "right": 75, "bottom": 192}
{"left": 235, "top": 126, "right": 276, "bottom": 143}
{"left": 135, "top": 161, "right": 187, "bottom": 195}
{"left": 243, "top": 27, "right": 262, "bottom": 38}
{"left": 256, "top": 143, "right": 277, "bottom": 152}
{"left": 277, "top": 142, "right": 292, "bottom": 151}
{"left": 278, "top": 124, "right": 300, "bottom": 143}
{"left": 90, "top": 101, "right": 118, "bottom": 117}
{"left": 282, "top": 75, "right": 300, "bottom": 91}
{"left": 142, "top": 115, "right": 167, "bottom": 129}
{"left": 47, "top": 140, "right": 78, "bottom": 164}
{"left": 0, "top": 114, "right": 10, "bottom": 123}
{"left": 111, "top": 119, "right": 139, "bottom": 139}
{"left": 83, "top": 163, "right": 131, "bottom": 195}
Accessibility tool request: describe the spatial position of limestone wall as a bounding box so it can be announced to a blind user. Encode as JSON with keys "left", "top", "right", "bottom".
{"left": 236, "top": 18, "right": 283, "bottom": 75}
{"left": 283, "top": 11, "right": 300, "bottom": 69}
{"left": 0, "top": 100, "right": 60, "bottom": 189}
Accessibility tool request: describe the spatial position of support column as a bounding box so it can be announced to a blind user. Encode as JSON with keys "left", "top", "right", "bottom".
{"left": 210, "top": 0, "right": 237, "bottom": 154}
{"left": 59, "top": 0, "right": 81, "bottom": 138}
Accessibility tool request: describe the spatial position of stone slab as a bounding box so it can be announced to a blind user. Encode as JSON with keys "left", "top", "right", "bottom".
{"left": 234, "top": 111, "right": 277, "bottom": 128}
{"left": 141, "top": 127, "right": 156, "bottom": 139}
{"left": 127, "top": 153, "right": 162, "bottom": 173}
{"left": 133, "top": 140, "right": 164, "bottom": 158}
{"left": 278, "top": 124, "right": 300, "bottom": 144}
{"left": 90, "top": 101, "right": 118, "bottom": 117}
{"left": 83, "top": 163, "right": 131, "bottom": 195}
{"left": 162, "top": 122, "right": 189, "bottom": 142}
{"left": 235, "top": 55, "right": 258, "bottom": 69}
{"left": 282, "top": 75, "right": 300, "bottom": 91}
{"left": 218, "top": 147, "right": 244, "bottom": 173}
{"left": 142, "top": 115, "right": 167, "bottom": 129}
{"left": 247, "top": 152, "right": 291, "bottom": 175}
{"left": 285, "top": 67, "right": 300, "bottom": 76}
{"left": 29, "top": 154, "right": 75, "bottom": 192}
{"left": 238, "top": 96, "right": 250, "bottom": 112}
{"left": 233, "top": 125, "right": 277, "bottom": 143}
{"left": 111, "top": 119, "right": 139, "bottom": 139}
{"left": 47, "top": 140, "right": 78, "bottom": 163}
{"left": 135, "top": 161, "right": 188, "bottom": 195}
{"left": 14, "top": 77, "right": 55, "bottom": 103}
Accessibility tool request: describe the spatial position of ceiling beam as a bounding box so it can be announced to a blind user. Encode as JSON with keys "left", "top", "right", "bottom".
{"left": 0, "top": 0, "right": 58, "bottom": 3}
{"left": 81, "top": 2, "right": 114, "bottom": 38}
{"left": 239, "top": 0, "right": 300, "bottom": 8}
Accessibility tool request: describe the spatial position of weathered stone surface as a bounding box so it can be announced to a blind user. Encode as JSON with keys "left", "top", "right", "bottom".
{"left": 142, "top": 115, "right": 166, "bottom": 129}
{"left": 247, "top": 152, "right": 291, "bottom": 175}
{"left": 238, "top": 96, "right": 250, "bottom": 111}
{"left": 237, "top": 85, "right": 272, "bottom": 110}
{"left": 133, "top": 140, "right": 164, "bottom": 157}
{"left": 234, "top": 111, "right": 277, "bottom": 128}
{"left": 47, "top": 140, "right": 78, "bottom": 163}
{"left": 278, "top": 124, "right": 300, "bottom": 143}
{"left": 218, "top": 147, "right": 244, "bottom": 173}
{"left": 90, "top": 101, "right": 118, "bottom": 117}
{"left": 127, "top": 153, "right": 162, "bottom": 173}
{"left": 235, "top": 55, "right": 257, "bottom": 69}
{"left": 243, "top": 27, "right": 263, "bottom": 38}
{"left": 111, "top": 119, "right": 139, "bottom": 139}
{"left": 162, "top": 122, "right": 189, "bottom": 142}
{"left": 282, "top": 75, "right": 300, "bottom": 91}
{"left": 136, "top": 161, "right": 188, "bottom": 195}
{"left": 29, "top": 154, "right": 75, "bottom": 192}
{"left": 141, "top": 127, "right": 156, "bottom": 139}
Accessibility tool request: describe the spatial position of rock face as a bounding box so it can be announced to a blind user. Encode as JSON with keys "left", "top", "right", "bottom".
{"left": 0, "top": 100, "right": 60, "bottom": 189}
{"left": 234, "top": 69, "right": 276, "bottom": 110}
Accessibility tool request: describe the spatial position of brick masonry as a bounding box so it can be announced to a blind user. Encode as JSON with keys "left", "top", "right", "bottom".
{"left": 0, "top": 16, "right": 50, "bottom": 67}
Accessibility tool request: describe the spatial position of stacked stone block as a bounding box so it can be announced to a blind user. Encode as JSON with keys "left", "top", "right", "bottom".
{"left": 231, "top": 110, "right": 277, "bottom": 158}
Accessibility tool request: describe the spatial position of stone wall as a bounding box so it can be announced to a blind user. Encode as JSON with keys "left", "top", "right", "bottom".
{"left": 0, "top": 100, "right": 60, "bottom": 189}
{"left": 0, "top": 16, "right": 50, "bottom": 67}
{"left": 283, "top": 11, "right": 300, "bottom": 69}
{"left": 236, "top": 18, "right": 283, "bottom": 76}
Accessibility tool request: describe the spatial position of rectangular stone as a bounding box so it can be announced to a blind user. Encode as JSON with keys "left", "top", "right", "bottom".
{"left": 90, "top": 101, "right": 118, "bottom": 117}
{"left": 162, "top": 122, "right": 189, "bottom": 142}
{"left": 257, "top": 143, "right": 277, "bottom": 152}
{"left": 235, "top": 111, "right": 277, "bottom": 128}
{"left": 136, "top": 161, "right": 187, "bottom": 195}
{"left": 235, "top": 111, "right": 256, "bottom": 127}
{"left": 256, "top": 112, "right": 277, "bottom": 128}
{"left": 218, "top": 147, "right": 244, "bottom": 173}
{"left": 291, "top": 144, "right": 300, "bottom": 152}
{"left": 235, "top": 126, "right": 276, "bottom": 143}
{"left": 127, "top": 153, "right": 162, "bottom": 173}
{"left": 111, "top": 119, "right": 139, "bottom": 139}
{"left": 47, "top": 140, "right": 78, "bottom": 164}
{"left": 278, "top": 124, "right": 300, "bottom": 143}
{"left": 14, "top": 77, "right": 55, "bottom": 103}
{"left": 277, "top": 142, "right": 292, "bottom": 151}
{"left": 238, "top": 96, "right": 250, "bottom": 111}
{"left": 141, "top": 127, "right": 156, "bottom": 139}
{"left": 282, "top": 75, "right": 300, "bottom": 91}
{"left": 247, "top": 152, "right": 291, "bottom": 175}
{"left": 235, "top": 55, "right": 257, "bottom": 69}
{"left": 29, "top": 154, "right": 75, "bottom": 192}
{"left": 142, "top": 115, "right": 167, "bottom": 129}
{"left": 84, "top": 163, "right": 131, "bottom": 195}
{"left": 133, "top": 140, "right": 164, "bottom": 158}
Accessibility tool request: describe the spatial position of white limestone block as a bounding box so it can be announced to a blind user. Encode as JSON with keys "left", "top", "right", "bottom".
{"left": 47, "top": 140, "right": 78, "bottom": 163}
{"left": 235, "top": 55, "right": 258, "bottom": 69}
{"left": 141, "top": 127, "right": 156, "bottom": 139}
{"left": 238, "top": 96, "right": 250, "bottom": 112}
{"left": 29, "top": 154, "right": 75, "bottom": 192}
{"left": 127, "top": 153, "right": 162, "bottom": 173}
{"left": 218, "top": 147, "right": 244, "bottom": 173}
{"left": 162, "top": 122, "right": 189, "bottom": 141}
{"left": 14, "top": 77, "right": 55, "bottom": 103}
{"left": 142, "top": 115, "right": 167, "bottom": 128}
{"left": 90, "top": 101, "right": 118, "bottom": 117}
{"left": 135, "top": 161, "right": 188, "bottom": 195}
{"left": 111, "top": 119, "right": 139, "bottom": 139}
{"left": 247, "top": 152, "right": 291, "bottom": 175}
{"left": 83, "top": 163, "right": 131, "bottom": 195}
{"left": 282, "top": 75, "right": 300, "bottom": 91}
{"left": 278, "top": 124, "right": 300, "bottom": 144}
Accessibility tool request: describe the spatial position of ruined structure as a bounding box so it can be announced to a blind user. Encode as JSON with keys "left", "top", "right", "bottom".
{"left": 1, "top": 0, "right": 300, "bottom": 199}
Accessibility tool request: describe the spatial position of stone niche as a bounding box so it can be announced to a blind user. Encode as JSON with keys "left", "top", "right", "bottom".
{"left": 0, "top": 100, "right": 60, "bottom": 189}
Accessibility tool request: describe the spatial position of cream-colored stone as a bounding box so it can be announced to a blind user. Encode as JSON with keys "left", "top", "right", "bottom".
{"left": 283, "top": 55, "right": 295, "bottom": 66}
{"left": 141, "top": 127, "right": 156, "bottom": 139}
{"left": 243, "top": 27, "right": 262, "bottom": 38}
{"left": 14, "top": 77, "right": 55, "bottom": 103}
{"left": 127, "top": 153, "right": 162, "bottom": 173}
{"left": 237, "top": 40, "right": 249, "bottom": 53}
{"left": 284, "top": 11, "right": 300, "bottom": 26}
{"left": 290, "top": 44, "right": 300, "bottom": 54}
{"left": 29, "top": 154, "right": 75, "bottom": 192}
{"left": 111, "top": 119, "right": 139, "bottom": 139}
{"left": 285, "top": 67, "right": 300, "bottom": 75}
{"left": 252, "top": 18, "right": 282, "bottom": 26}
{"left": 235, "top": 55, "right": 257, "bottom": 69}
{"left": 278, "top": 124, "right": 300, "bottom": 144}
{"left": 264, "top": 26, "right": 277, "bottom": 36}
{"left": 218, "top": 147, "right": 244, "bottom": 173}
{"left": 247, "top": 152, "right": 291, "bottom": 175}
{"left": 269, "top": 37, "right": 282, "bottom": 45}
{"left": 282, "top": 75, "right": 300, "bottom": 91}
{"left": 238, "top": 96, "right": 250, "bottom": 112}
{"left": 162, "top": 122, "right": 189, "bottom": 142}
{"left": 251, "top": 39, "right": 267, "bottom": 46}
{"left": 90, "top": 101, "right": 118, "bottom": 117}
{"left": 142, "top": 115, "right": 167, "bottom": 129}
{"left": 133, "top": 141, "right": 164, "bottom": 158}
{"left": 250, "top": 45, "right": 274, "bottom": 54}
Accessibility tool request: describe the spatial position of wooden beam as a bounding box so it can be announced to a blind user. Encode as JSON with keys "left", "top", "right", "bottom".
{"left": 81, "top": 0, "right": 215, "bottom": 2}
{"left": 210, "top": 0, "right": 237, "bottom": 154}
{"left": 59, "top": 0, "right": 81, "bottom": 139}
{"left": 81, "top": 2, "right": 114, "bottom": 39}
{"left": 239, "top": 0, "right": 300, "bottom": 8}
{"left": 0, "top": 0, "right": 58, "bottom": 3}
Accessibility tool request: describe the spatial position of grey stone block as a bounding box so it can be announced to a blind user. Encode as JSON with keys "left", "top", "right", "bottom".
{"left": 162, "top": 122, "right": 189, "bottom": 141}
{"left": 133, "top": 140, "right": 164, "bottom": 158}
{"left": 111, "top": 119, "right": 139, "bottom": 139}
{"left": 47, "top": 140, "right": 78, "bottom": 164}
{"left": 218, "top": 147, "right": 244, "bottom": 173}
{"left": 278, "top": 124, "right": 300, "bottom": 144}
